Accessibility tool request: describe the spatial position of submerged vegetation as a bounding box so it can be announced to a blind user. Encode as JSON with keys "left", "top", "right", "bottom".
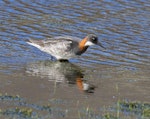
{"left": 0, "top": 94, "right": 149, "bottom": 119}
{"left": 119, "top": 100, "right": 150, "bottom": 118}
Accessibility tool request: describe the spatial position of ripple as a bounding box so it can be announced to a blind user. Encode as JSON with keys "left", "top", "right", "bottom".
{"left": 0, "top": 0, "right": 150, "bottom": 68}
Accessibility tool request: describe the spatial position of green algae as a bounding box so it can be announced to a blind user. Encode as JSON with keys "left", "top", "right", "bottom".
{"left": 0, "top": 93, "right": 150, "bottom": 119}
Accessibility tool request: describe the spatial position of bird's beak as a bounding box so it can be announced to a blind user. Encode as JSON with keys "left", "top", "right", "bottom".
{"left": 97, "top": 42, "right": 105, "bottom": 49}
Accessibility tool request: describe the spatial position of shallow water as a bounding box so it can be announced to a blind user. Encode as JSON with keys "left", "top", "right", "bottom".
{"left": 0, "top": 0, "right": 150, "bottom": 119}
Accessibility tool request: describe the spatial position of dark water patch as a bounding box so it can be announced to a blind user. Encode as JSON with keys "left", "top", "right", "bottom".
{"left": 0, "top": 94, "right": 22, "bottom": 101}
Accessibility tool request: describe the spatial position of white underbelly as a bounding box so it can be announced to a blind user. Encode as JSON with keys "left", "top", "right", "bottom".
{"left": 42, "top": 47, "right": 76, "bottom": 60}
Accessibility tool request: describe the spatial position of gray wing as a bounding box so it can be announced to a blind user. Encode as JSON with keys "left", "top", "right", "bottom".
{"left": 43, "top": 36, "right": 80, "bottom": 43}
{"left": 28, "top": 36, "right": 80, "bottom": 54}
{"left": 42, "top": 36, "right": 79, "bottom": 52}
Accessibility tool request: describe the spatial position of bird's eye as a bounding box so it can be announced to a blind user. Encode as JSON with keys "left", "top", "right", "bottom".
{"left": 92, "top": 37, "right": 97, "bottom": 42}
{"left": 92, "top": 37, "right": 96, "bottom": 41}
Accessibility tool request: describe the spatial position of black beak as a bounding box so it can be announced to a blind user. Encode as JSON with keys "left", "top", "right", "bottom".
{"left": 97, "top": 42, "right": 105, "bottom": 49}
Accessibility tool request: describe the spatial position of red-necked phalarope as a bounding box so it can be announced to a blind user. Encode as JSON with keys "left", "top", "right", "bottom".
{"left": 27, "top": 34, "right": 104, "bottom": 61}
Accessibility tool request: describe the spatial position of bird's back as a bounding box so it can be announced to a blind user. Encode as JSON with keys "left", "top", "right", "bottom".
{"left": 27, "top": 36, "right": 81, "bottom": 60}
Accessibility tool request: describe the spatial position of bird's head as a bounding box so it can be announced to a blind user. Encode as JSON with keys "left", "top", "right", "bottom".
{"left": 79, "top": 34, "right": 105, "bottom": 50}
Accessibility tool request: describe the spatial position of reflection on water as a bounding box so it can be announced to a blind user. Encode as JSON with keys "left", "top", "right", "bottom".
{"left": 26, "top": 61, "right": 95, "bottom": 93}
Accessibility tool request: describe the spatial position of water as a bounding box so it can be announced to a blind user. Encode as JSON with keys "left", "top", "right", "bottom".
{"left": 0, "top": 0, "right": 150, "bottom": 119}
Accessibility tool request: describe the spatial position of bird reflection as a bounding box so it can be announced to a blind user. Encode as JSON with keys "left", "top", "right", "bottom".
{"left": 26, "top": 60, "right": 95, "bottom": 93}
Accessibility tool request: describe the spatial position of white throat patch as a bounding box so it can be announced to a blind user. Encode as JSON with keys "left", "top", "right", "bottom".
{"left": 85, "top": 41, "right": 95, "bottom": 46}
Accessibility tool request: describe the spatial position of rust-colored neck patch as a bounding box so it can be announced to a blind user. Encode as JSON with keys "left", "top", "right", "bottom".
{"left": 79, "top": 37, "right": 88, "bottom": 51}
{"left": 76, "top": 78, "right": 83, "bottom": 91}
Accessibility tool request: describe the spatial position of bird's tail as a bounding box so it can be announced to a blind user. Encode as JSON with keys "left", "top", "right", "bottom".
{"left": 26, "top": 39, "right": 43, "bottom": 49}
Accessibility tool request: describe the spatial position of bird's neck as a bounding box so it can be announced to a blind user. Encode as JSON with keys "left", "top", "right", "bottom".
{"left": 79, "top": 37, "right": 88, "bottom": 51}
{"left": 77, "top": 37, "right": 89, "bottom": 55}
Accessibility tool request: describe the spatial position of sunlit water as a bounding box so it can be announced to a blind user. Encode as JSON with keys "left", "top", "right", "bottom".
{"left": 0, "top": 0, "right": 150, "bottom": 119}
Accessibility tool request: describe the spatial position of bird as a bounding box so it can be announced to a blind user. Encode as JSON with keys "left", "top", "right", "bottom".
{"left": 27, "top": 34, "right": 104, "bottom": 61}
